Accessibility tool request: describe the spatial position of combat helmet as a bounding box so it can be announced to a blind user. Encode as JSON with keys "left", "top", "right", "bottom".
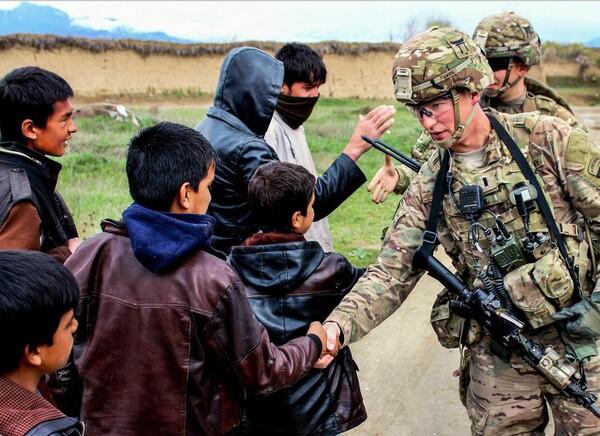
{"left": 392, "top": 26, "right": 493, "bottom": 147}
{"left": 473, "top": 12, "right": 542, "bottom": 67}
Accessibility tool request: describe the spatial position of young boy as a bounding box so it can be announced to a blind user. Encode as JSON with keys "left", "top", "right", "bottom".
{"left": 0, "top": 66, "right": 80, "bottom": 263}
{"left": 55, "top": 122, "right": 327, "bottom": 435}
{"left": 228, "top": 161, "right": 367, "bottom": 436}
{"left": 0, "top": 250, "right": 83, "bottom": 435}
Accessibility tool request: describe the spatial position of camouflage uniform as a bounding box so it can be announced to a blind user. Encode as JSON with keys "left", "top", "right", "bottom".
{"left": 395, "top": 12, "right": 584, "bottom": 195}
{"left": 327, "top": 26, "right": 600, "bottom": 435}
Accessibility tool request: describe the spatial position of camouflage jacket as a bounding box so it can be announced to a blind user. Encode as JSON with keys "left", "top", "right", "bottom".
{"left": 327, "top": 110, "right": 600, "bottom": 345}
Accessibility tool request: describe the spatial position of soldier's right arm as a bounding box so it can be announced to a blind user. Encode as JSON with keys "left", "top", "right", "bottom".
{"left": 326, "top": 179, "right": 433, "bottom": 345}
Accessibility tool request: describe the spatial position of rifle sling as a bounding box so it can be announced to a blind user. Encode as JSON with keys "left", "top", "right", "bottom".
{"left": 419, "top": 150, "right": 450, "bottom": 258}
{"left": 487, "top": 114, "right": 581, "bottom": 295}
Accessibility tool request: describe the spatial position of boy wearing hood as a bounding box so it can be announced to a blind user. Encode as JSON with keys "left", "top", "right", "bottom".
{"left": 229, "top": 161, "right": 367, "bottom": 436}
{"left": 57, "top": 122, "right": 327, "bottom": 435}
{"left": 195, "top": 46, "right": 395, "bottom": 255}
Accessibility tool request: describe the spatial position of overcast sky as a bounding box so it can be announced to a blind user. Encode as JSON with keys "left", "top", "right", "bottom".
{"left": 1, "top": 1, "right": 598, "bottom": 45}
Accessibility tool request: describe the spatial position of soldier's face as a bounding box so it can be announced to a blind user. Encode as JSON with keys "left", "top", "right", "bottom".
{"left": 417, "top": 92, "right": 478, "bottom": 146}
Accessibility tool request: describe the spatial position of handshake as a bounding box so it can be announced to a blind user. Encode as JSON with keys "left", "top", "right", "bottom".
{"left": 307, "top": 321, "right": 343, "bottom": 369}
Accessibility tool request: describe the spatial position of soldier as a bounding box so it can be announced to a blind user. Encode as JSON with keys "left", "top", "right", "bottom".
{"left": 368, "top": 12, "right": 585, "bottom": 204}
{"left": 322, "top": 26, "right": 600, "bottom": 434}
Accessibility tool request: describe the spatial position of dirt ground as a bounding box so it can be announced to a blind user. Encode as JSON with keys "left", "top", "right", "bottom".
{"left": 345, "top": 106, "right": 600, "bottom": 436}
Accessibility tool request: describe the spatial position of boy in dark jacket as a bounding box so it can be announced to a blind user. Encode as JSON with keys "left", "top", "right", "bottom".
{"left": 0, "top": 66, "right": 80, "bottom": 263}
{"left": 229, "top": 161, "right": 367, "bottom": 436}
{"left": 0, "top": 250, "right": 84, "bottom": 436}
{"left": 195, "top": 46, "right": 394, "bottom": 254}
{"left": 55, "top": 122, "right": 327, "bottom": 435}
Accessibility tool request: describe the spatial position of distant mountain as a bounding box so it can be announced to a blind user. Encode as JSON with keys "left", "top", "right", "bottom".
{"left": 587, "top": 37, "right": 600, "bottom": 48}
{"left": 0, "top": 2, "right": 193, "bottom": 43}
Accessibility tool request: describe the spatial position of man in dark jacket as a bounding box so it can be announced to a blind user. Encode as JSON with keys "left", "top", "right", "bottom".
{"left": 195, "top": 46, "right": 395, "bottom": 254}
{"left": 0, "top": 66, "right": 80, "bottom": 263}
{"left": 229, "top": 161, "right": 367, "bottom": 436}
{"left": 55, "top": 122, "right": 327, "bottom": 435}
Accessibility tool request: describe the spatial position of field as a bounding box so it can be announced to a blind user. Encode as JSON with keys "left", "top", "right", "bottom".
{"left": 60, "top": 97, "right": 422, "bottom": 267}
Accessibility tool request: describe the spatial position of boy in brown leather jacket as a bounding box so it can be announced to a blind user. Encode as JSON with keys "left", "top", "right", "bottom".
{"left": 54, "top": 122, "right": 327, "bottom": 435}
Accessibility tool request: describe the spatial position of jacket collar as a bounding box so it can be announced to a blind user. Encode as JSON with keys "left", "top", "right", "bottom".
{"left": 229, "top": 232, "right": 324, "bottom": 294}
{"left": 121, "top": 202, "right": 217, "bottom": 273}
{"left": 0, "top": 141, "right": 62, "bottom": 186}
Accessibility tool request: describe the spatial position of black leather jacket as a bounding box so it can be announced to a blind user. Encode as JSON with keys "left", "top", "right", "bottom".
{"left": 229, "top": 233, "right": 367, "bottom": 435}
{"left": 195, "top": 47, "right": 366, "bottom": 254}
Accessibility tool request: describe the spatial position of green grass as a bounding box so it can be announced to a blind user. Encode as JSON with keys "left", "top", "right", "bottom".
{"left": 58, "top": 98, "right": 421, "bottom": 267}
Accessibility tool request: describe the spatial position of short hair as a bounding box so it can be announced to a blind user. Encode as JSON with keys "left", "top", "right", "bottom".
{"left": 126, "top": 121, "right": 219, "bottom": 212}
{"left": 0, "top": 66, "right": 74, "bottom": 144}
{"left": 248, "top": 161, "right": 315, "bottom": 231}
{"left": 275, "top": 43, "right": 327, "bottom": 88}
{"left": 0, "top": 250, "right": 79, "bottom": 373}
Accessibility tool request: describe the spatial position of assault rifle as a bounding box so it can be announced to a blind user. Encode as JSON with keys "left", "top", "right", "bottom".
{"left": 413, "top": 247, "right": 600, "bottom": 418}
{"left": 361, "top": 135, "right": 421, "bottom": 173}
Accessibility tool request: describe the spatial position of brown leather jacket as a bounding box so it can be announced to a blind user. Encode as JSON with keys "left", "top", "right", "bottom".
{"left": 59, "top": 219, "right": 319, "bottom": 435}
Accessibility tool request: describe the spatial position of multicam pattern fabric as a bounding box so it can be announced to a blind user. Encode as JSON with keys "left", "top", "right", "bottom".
{"left": 326, "top": 110, "right": 600, "bottom": 431}
{"left": 329, "top": 110, "right": 600, "bottom": 343}
{"left": 392, "top": 26, "right": 493, "bottom": 104}
{"left": 472, "top": 11, "right": 542, "bottom": 66}
{"left": 468, "top": 328, "right": 600, "bottom": 435}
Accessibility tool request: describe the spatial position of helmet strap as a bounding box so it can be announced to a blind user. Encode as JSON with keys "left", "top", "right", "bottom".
{"left": 432, "top": 89, "right": 477, "bottom": 148}
{"left": 494, "top": 59, "right": 524, "bottom": 97}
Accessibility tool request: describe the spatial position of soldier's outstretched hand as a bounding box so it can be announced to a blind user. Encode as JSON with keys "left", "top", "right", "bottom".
{"left": 368, "top": 154, "right": 398, "bottom": 204}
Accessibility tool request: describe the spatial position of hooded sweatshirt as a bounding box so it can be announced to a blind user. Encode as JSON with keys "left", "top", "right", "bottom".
{"left": 195, "top": 47, "right": 366, "bottom": 254}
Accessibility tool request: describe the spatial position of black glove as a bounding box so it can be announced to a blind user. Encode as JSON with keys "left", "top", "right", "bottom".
{"left": 552, "top": 293, "right": 600, "bottom": 339}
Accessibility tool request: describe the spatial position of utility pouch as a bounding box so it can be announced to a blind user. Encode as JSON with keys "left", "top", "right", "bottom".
{"left": 504, "top": 247, "right": 575, "bottom": 329}
{"left": 430, "top": 288, "right": 464, "bottom": 349}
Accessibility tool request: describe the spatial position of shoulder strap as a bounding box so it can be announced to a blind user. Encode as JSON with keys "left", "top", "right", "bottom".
{"left": 487, "top": 114, "right": 581, "bottom": 295}
{"left": 419, "top": 150, "right": 450, "bottom": 258}
{"left": 25, "top": 416, "right": 84, "bottom": 436}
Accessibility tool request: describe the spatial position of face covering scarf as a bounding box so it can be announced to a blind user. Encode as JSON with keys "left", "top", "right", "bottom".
{"left": 275, "top": 93, "right": 320, "bottom": 129}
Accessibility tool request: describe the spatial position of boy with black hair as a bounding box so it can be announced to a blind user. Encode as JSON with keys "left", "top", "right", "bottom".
{"left": 0, "top": 66, "right": 80, "bottom": 262}
{"left": 0, "top": 250, "right": 83, "bottom": 435}
{"left": 264, "top": 43, "right": 341, "bottom": 252}
{"left": 229, "top": 161, "right": 367, "bottom": 436}
{"left": 57, "top": 122, "right": 327, "bottom": 435}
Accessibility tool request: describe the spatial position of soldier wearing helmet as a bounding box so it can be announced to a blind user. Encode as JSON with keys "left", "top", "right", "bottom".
{"left": 474, "top": 11, "right": 582, "bottom": 127}
{"left": 322, "top": 26, "right": 600, "bottom": 435}
{"left": 367, "top": 12, "right": 584, "bottom": 205}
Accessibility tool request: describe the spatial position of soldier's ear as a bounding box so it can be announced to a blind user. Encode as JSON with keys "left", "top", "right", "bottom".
{"left": 471, "top": 92, "right": 480, "bottom": 106}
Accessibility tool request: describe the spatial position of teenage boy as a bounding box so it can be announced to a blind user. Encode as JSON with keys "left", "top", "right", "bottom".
{"left": 56, "top": 122, "right": 327, "bottom": 435}
{"left": 0, "top": 250, "right": 83, "bottom": 435}
{"left": 195, "top": 46, "right": 395, "bottom": 254}
{"left": 0, "top": 66, "right": 80, "bottom": 262}
{"left": 229, "top": 161, "right": 367, "bottom": 436}
{"left": 264, "top": 43, "right": 333, "bottom": 251}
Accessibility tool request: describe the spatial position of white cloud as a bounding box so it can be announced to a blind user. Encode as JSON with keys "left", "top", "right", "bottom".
{"left": 0, "top": 1, "right": 598, "bottom": 44}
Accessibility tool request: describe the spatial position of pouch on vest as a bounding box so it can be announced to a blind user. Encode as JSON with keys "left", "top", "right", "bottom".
{"left": 503, "top": 246, "right": 575, "bottom": 329}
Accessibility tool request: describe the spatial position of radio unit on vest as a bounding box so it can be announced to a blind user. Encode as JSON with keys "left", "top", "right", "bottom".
{"left": 458, "top": 185, "right": 485, "bottom": 219}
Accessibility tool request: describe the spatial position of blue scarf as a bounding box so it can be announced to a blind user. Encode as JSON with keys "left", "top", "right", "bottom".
{"left": 122, "top": 202, "right": 216, "bottom": 273}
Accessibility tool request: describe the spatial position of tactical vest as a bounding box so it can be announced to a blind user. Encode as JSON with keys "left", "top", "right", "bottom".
{"left": 0, "top": 144, "right": 76, "bottom": 253}
{"left": 437, "top": 112, "right": 593, "bottom": 331}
